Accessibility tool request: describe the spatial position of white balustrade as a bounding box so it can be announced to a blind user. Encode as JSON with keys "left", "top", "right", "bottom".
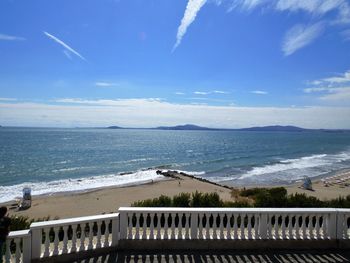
{"left": 2, "top": 230, "right": 31, "bottom": 263}
{"left": 30, "top": 213, "right": 119, "bottom": 260}
{"left": 4, "top": 208, "right": 350, "bottom": 262}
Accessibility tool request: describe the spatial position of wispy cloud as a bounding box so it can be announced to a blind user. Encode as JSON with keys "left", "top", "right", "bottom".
{"left": 251, "top": 90, "right": 268, "bottom": 95}
{"left": 43, "top": 31, "right": 87, "bottom": 61}
{"left": 304, "top": 70, "right": 350, "bottom": 104}
{"left": 194, "top": 90, "right": 229, "bottom": 95}
{"left": 227, "top": 0, "right": 267, "bottom": 12}
{"left": 0, "top": 33, "right": 25, "bottom": 41}
{"left": 341, "top": 29, "right": 350, "bottom": 41}
{"left": 213, "top": 90, "right": 229, "bottom": 94}
{"left": 175, "top": 92, "right": 186, "bottom": 95}
{"left": 282, "top": 22, "right": 324, "bottom": 56}
{"left": 194, "top": 91, "right": 209, "bottom": 95}
{"left": 95, "top": 82, "right": 119, "bottom": 87}
{"left": 173, "top": 0, "right": 207, "bottom": 51}
{"left": 0, "top": 97, "right": 18, "bottom": 101}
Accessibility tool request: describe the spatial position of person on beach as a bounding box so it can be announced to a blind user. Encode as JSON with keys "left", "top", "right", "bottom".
{"left": 0, "top": 207, "right": 11, "bottom": 262}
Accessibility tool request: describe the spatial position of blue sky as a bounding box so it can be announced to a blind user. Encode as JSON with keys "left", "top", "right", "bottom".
{"left": 1, "top": 0, "right": 350, "bottom": 128}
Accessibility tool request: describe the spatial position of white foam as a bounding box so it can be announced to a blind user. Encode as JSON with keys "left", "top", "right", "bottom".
{"left": 238, "top": 151, "right": 350, "bottom": 180}
{"left": 0, "top": 170, "right": 164, "bottom": 203}
{"left": 0, "top": 169, "right": 205, "bottom": 203}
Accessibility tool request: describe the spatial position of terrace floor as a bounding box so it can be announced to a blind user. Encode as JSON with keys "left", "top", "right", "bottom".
{"left": 73, "top": 249, "right": 350, "bottom": 263}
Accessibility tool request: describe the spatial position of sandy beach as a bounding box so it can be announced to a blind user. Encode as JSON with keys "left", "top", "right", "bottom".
{"left": 3, "top": 170, "right": 350, "bottom": 220}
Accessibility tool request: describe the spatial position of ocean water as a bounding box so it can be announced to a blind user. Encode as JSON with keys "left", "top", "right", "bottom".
{"left": 1, "top": 127, "right": 350, "bottom": 202}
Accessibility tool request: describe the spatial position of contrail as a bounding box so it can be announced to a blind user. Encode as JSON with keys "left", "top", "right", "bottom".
{"left": 43, "top": 31, "right": 87, "bottom": 61}
{"left": 172, "top": 0, "right": 207, "bottom": 52}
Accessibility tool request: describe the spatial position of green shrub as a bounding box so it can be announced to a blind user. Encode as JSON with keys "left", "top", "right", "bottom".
{"left": 173, "top": 193, "right": 191, "bottom": 207}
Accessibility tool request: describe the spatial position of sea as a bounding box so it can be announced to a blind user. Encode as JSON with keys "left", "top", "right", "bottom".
{"left": 1, "top": 127, "right": 350, "bottom": 203}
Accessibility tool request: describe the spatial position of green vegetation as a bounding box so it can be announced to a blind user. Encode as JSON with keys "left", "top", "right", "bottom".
{"left": 132, "top": 187, "right": 350, "bottom": 208}
{"left": 9, "top": 215, "right": 53, "bottom": 232}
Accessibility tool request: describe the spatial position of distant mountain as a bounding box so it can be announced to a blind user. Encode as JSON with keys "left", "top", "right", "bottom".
{"left": 107, "top": 126, "right": 123, "bottom": 129}
{"left": 156, "top": 124, "right": 212, "bottom": 130}
{"left": 239, "top": 125, "right": 307, "bottom": 132}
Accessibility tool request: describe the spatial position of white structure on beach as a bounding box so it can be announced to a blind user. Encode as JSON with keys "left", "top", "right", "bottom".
{"left": 4, "top": 207, "right": 350, "bottom": 263}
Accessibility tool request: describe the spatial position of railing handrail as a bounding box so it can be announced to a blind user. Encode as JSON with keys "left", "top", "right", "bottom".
{"left": 119, "top": 207, "right": 347, "bottom": 213}
{"left": 8, "top": 229, "right": 30, "bottom": 238}
{"left": 30, "top": 212, "right": 119, "bottom": 229}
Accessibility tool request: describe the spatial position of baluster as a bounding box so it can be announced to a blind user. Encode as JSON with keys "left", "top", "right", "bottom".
{"left": 288, "top": 216, "right": 293, "bottom": 240}
{"left": 315, "top": 215, "right": 320, "bottom": 240}
{"left": 308, "top": 215, "right": 313, "bottom": 239}
{"left": 233, "top": 215, "right": 238, "bottom": 239}
{"left": 253, "top": 214, "right": 259, "bottom": 239}
{"left": 178, "top": 214, "right": 183, "bottom": 239}
{"left": 219, "top": 213, "right": 224, "bottom": 239}
{"left": 301, "top": 215, "right": 307, "bottom": 240}
{"left": 205, "top": 213, "right": 210, "bottom": 239}
{"left": 164, "top": 213, "right": 169, "bottom": 240}
{"left": 142, "top": 214, "right": 147, "bottom": 239}
{"left": 128, "top": 213, "right": 133, "bottom": 239}
{"left": 135, "top": 213, "right": 140, "bottom": 240}
{"left": 247, "top": 214, "right": 252, "bottom": 240}
{"left": 88, "top": 223, "right": 94, "bottom": 249}
{"left": 104, "top": 221, "right": 110, "bottom": 247}
{"left": 240, "top": 214, "right": 245, "bottom": 240}
{"left": 212, "top": 213, "right": 218, "bottom": 239}
{"left": 226, "top": 214, "right": 232, "bottom": 240}
{"left": 44, "top": 228, "right": 51, "bottom": 257}
{"left": 96, "top": 221, "right": 102, "bottom": 248}
{"left": 5, "top": 239, "right": 11, "bottom": 262}
{"left": 79, "top": 224, "right": 86, "bottom": 251}
{"left": 149, "top": 213, "right": 154, "bottom": 240}
{"left": 185, "top": 213, "right": 190, "bottom": 239}
{"left": 281, "top": 215, "right": 286, "bottom": 240}
{"left": 62, "top": 225, "right": 69, "bottom": 253}
{"left": 171, "top": 213, "right": 176, "bottom": 239}
{"left": 295, "top": 215, "right": 301, "bottom": 239}
{"left": 15, "top": 238, "right": 21, "bottom": 263}
{"left": 156, "top": 214, "right": 161, "bottom": 239}
{"left": 198, "top": 214, "right": 203, "bottom": 239}
{"left": 53, "top": 227, "right": 59, "bottom": 255}
{"left": 274, "top": 215, "right": 279, "bottom": 239}
{"left": 71, "top": 224, "right": 77, "bottom": 252}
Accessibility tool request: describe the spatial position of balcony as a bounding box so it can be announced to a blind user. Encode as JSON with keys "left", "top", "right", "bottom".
{"left": 4, "top": 208, "right": 350, "bottom": 263}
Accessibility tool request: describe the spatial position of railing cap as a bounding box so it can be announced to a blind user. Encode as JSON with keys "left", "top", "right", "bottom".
{"left": 8, "top": 229, "right": 31, "bottom": 238}
{"left": 118, "top": 207, "right": 345, "bottom": 213}
{"left": 30, "top": 213, "right": 119, "bottom": 229}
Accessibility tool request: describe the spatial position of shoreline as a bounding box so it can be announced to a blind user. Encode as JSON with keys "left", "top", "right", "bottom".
{"left": 2, "top": 169, "right": 350, "bottom": 220}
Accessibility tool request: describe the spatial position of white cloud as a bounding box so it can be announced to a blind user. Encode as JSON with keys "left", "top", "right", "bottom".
{"left": 282, "top": 22, "right": 324, "bottom": 56}
{"left": 0, "top": 33, "right": 25, "bottom": 41}
{"left": 95, "top": 82, "right": 119, "bottom": 87}
{"left": 1, "top": 99, "right": 350, "bottom": 129}
{"left": 43, "top": 31, "right": 87, "bottom": 61}
{"left": 227, "top": 0, "right": 267, "bottom": 12}
{"left": 63, "top": 50, "right": 72, "bottom": 60}
{"left": 275, "top": 0, "right": 343, "bottom": 15}
{"left": 0, "top": 97, "right": 17, "bottom": 101}
{"left": 251, "top": 90, "right": 268, "bottom": 95}
{"left": 213, "top": 90, "right": 229, "bottom": 94}
{"left": 173, "top": 0, "right": 207, "bottom": 51}
{"left": 319, "top": 87, "right": 350, "bottom": 102}
{"left": 175, "top": 92, "right": 186, "bottom": 95}
{"left": 310, "top": 70, "right": 350, "bottom": 87}
{"left": 194, "top": 91, "right": 209, "bottom": 95}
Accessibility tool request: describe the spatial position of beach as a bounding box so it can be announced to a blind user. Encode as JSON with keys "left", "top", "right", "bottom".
{"left": 3, "top": 170, "right": 350, "bottom": 220}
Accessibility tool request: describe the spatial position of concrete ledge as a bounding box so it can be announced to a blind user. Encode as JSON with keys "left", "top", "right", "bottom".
{"left": 118, "top": 239, "right": 341, "bottom": 250}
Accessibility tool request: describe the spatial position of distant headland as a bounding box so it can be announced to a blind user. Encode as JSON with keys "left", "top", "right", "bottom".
{"left": 107, "top": 124, "right": 349, "bottom": 132}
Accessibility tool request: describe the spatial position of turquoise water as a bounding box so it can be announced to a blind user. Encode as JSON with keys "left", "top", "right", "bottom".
{"left": 1, "top": 127, "right": 350, "bottom": 202}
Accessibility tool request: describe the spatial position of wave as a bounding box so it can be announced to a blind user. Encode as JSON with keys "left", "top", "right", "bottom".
{"left": 202, "top": 151, "right": 350, "bottom": 185}
{"left": 0, "top": 169, "right": 203, "bottom": 203}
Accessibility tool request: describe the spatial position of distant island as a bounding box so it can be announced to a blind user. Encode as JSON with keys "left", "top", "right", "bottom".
{"left": 107, "top": 124, "right": 349, "bottom": 132}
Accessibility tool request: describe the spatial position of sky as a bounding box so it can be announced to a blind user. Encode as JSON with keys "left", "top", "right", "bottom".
{"left": 1, "top": 0, "right": 350, "bottom": 128}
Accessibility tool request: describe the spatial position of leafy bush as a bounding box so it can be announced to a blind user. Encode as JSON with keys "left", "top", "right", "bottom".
{"left": 173, "top": 193, "right": 191, "bottom": 207}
